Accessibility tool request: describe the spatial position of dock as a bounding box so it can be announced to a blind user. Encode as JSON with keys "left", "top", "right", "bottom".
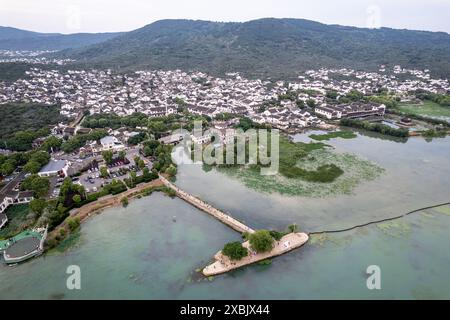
{"left": 203, "top": 232, "right": 309, "bottom": 276}
{"left": 159, "top": 175, "right": 255, "bottom": 234}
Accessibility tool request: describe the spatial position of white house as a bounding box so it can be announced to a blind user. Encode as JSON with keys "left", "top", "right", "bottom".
{"left": 99, "top": 136, "right": 125, "bottom": 152}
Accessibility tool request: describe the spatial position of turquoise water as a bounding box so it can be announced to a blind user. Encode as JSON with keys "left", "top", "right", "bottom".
{"left": 0, "top": 132, "right": 450, "bottom": 299}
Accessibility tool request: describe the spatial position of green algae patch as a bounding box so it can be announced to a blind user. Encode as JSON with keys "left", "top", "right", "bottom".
{"left": 434, "top": 205, "right": 450, "bottom": 216}
{"left": 376, "top": 220, "right": 411, "bottom": 238}
{"left": 420, "top": 211, "right": 435, "bottom": 219}
{"left": 48, "top": 229, "right": 82, "bottom": 254}
{"left": 309, "top": 131, "right": 357, "bottom": 141}
{"left": 309, "top": 233, "right": 329, "bottom": 246}
{"left": 216, "top": 148, "right": 384, "bottom": 197}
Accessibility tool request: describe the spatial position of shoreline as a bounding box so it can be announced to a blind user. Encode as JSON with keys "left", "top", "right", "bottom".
{"left": 45, "top": 178, "right": 166, "bottom": 246}
{"left": 203, "top": 232, "right": 309, "bottom": 276}
{"left": 70, "top": 178, "right": 165, "bottom": 223}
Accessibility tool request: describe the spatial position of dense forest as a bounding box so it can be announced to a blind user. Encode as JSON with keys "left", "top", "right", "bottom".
{"left": 0, "top": 103, "right": 66, "bottom": 151}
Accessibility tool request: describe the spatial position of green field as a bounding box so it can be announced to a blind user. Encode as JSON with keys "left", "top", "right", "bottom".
{"left": 396, "top": 100, "right": 450, "bottom": 120}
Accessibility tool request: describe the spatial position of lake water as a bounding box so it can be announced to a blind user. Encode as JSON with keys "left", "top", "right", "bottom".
{"left": 1, "top": 131, "right": 450, "bottom": 299}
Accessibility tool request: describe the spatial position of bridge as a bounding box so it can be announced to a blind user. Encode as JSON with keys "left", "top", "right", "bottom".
{"left": 159, "top": 175, "right": 255, "bottom": 234}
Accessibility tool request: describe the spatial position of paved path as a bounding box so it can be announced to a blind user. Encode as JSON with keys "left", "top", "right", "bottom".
{"left": 203, "top": 232, "right": 309, "bottom": 276}
{"left": 159, "top": 175, "right": 255, "bottom": 234}
{"left": 68, "top": 179, "right": 164, "bottom": 222}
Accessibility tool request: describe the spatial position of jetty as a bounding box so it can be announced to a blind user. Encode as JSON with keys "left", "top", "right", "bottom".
{"left": 159, "top": 175, "right": 254, "bottom": 234}
{"left": 203, "top": 232, "right": 309, "bottom": 276}
{"left": 158, "top": 175, "right": 309, "bottom": 276}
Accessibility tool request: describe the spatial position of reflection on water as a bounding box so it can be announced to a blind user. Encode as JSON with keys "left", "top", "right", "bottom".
{"left": 0, "top": 131, "right": 449, "bottom": 299}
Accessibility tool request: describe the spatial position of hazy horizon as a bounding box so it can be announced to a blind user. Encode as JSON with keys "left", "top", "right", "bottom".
{"left": 0, "top": 0, "right": 449, "bottom": 35}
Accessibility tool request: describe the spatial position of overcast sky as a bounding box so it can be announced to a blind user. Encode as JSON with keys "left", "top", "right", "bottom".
{"left": 1, "top": 0, "right": 449, "bottom": 34}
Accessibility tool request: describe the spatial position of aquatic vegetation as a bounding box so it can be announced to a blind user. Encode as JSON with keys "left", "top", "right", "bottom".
{"left": 215, "top": 148, "right": 384, "bottom": 197}
{"left": 49, "top": 229, "right": 82, "bottom": 253}
{"left": 376, "top": 220, "right": 411, "bottom": 238}
{"left": 420, "top": 211, "right": 435, "bottom": 219}
{"left": 309, "top": 233, "right": 329, "bottom": 246}
{"left": 258, "top": 259, "right": 272, "bottom": 266}
{"left": 434, "top": 205, "right": 450, "bottom": 216}
{"left": 309, "top": 131, "right": 357, "bottom": 141}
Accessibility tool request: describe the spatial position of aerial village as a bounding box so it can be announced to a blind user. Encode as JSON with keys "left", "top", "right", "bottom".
{"left": 0, "top": 56, "right": 449, "bottom": 264}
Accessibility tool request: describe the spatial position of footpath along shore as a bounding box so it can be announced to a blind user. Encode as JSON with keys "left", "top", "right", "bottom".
{"left": 69, "top": 178, "right": 165, "bottom": 222}
{"left": 203, "top": 232, "right": 309, "bottom": 276}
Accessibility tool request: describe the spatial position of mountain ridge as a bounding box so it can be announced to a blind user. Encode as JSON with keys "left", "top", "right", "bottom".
{"left": 58, "top": 18, "right": 450, "bottom": 79}
{"left": 0, "top": 26, "right": 123, "bottom": 50}
{"left": 2, "top": 18, "right": 450, "bottom": 79}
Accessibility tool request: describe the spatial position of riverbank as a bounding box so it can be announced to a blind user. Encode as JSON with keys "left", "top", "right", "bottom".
{"left": 70, "top": 178, "right": 165, "bottom": 222}
{"left": 203, "top": 232, "right": 309, "bottom": 276}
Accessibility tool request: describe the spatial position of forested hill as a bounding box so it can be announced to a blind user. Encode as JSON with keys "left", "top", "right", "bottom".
{"left": 0, "top": 26, "right": 123, "bottom": 50}
{"left": 59, "top": 18, "right": 450, "bottom": 79}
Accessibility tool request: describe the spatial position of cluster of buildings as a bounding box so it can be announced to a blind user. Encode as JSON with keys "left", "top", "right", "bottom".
{"left": 0, "top": 65, "right": 448, "bottom": 133}
{"left": 290, "top": 66, "right": 449, "bottom": 98}
{"left": 315, "top": 102, "right": 386, "bottom": 120}
{"left": 0, "top": 50, "right": 73, "bottom": 65}
{"left": 0, "top": 68, "right": 324, "bottom": 129}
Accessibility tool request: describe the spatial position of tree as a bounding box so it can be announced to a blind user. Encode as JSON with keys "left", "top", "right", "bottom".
{"left": 72, "top": 194, "right": 81, "bottom": 204}
{"left": 102, "top": 150, "right": 114, "bottom": 165}
{"left": 121, "top": 197, "right": 129, "bottom": 207}
{"left": 296, "top": 100, "right": 305, "bottom": 108}
{"left": 130, "top": 171, "right": 137, "bottom": 182}
{"left": 127, "top": 133, "right": 146, "bottom": 146}
{"left": 29, "top": 198, "right": 47, "bottom": 216}
{"left": 346, "top": 90, "right": 364, "bottom": 101}
{"left": 326, "top": 90, "right": 338, "bottom": 100}
{"left": 165, "top": 165, "right": 177, "bottom": 177}
{"left": 143, "top": 146, "right": 152, "bottom": 157}
{"left": 67, "top": 217, "right": 80, "bottom": 231}
{"left": 1, "top": 161, "right": 15, "bottom": 175}
{"left": 222, "top": 241, "right": 248, "bottom": 260}
{"left": 22, "top": 174, "right": 50, "bottom": 198}
{"left": 100, "top": 166, "right": 109, "bottom": 178}
{"left": 148, "top": 120, "right": 166, "bottom": 134}
{"left": 248, "top": 230, "right": 274, "bottom": 253}
{"left": 306, "top": 99, "right": 316, "bottom": 108}
{"left": 41, "top": 136, "right": 63, "bottom": 152}
{"left": 118, "top": 150, "right": 126, "bottom": 160}
{"left": 24, "top": 160, "right": 41, "bottom": 174}
{"left": 288, "top": 224, "right": 298, "bottom": 233}
{"left": 30, "top": 151, "right": 51, "bottom": 165}
{"left": 134, "top": 156, "right": 145, "bottom": 169}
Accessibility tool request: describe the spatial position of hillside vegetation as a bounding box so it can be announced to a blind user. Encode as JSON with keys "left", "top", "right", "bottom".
{"left": 0, "top": 26, "right": 123, "bottom": 50}
{"left": 0, "top": 103, "right": 65, "bottom": 139}
{"left": 59, "top": 18, "right": 450, "bottom": 79}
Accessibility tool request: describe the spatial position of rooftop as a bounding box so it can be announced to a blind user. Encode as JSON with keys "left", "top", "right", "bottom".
{"left": 39, "top": 160, "right": 67, "bottom": 173}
